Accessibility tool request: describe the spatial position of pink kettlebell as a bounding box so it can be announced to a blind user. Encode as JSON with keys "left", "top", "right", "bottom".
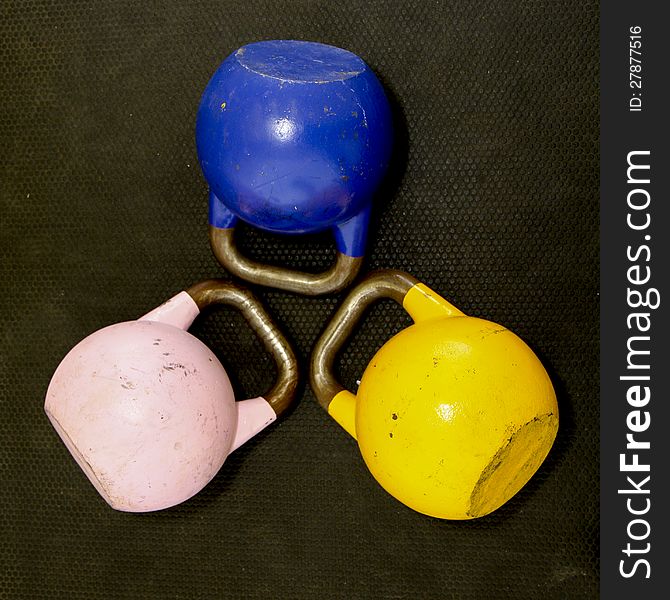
{"left": 45, "top": 280, "right": 298, "bottom": 512}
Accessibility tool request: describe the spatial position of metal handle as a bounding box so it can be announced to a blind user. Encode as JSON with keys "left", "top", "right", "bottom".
{"left": 186, "top": 279, "right": 298, "bottom": 417}
{"left": 309, "top": 270, "right": 420, "bottom": 411}
{"left": 209, "top": 226, "right": 363, "bottom": 296}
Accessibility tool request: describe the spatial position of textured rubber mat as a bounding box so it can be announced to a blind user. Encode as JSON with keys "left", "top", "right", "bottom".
{"left": 0, "top": 2, "right": 599, "bottom": 598}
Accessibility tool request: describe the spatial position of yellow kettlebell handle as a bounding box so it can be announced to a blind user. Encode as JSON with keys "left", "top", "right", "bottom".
{"left": 310, "top": 270, "right": 464, "bottom": 438}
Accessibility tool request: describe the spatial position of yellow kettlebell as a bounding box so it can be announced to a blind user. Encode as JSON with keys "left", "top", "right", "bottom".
{"left": 310, "top": 270, "right": 558, "bottom": 519}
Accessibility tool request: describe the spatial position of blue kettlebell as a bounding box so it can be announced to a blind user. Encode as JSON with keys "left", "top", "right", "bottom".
{"left": 196, "top": 40, "right": 393, "bottom": 294}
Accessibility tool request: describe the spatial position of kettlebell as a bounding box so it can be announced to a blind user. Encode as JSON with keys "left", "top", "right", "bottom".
{"left": 196, "top": 40, "right": 393, "bottom": 294}
{"left": 45, "top": 280, "right": 298, "bottom": 512}
{"left": 310, "top": 270, "right": 558, "bottom": 519}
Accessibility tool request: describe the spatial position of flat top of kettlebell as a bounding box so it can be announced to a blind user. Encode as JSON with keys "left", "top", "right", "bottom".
{"left": 235, "top": 40, "right": 367, "bottom": 84}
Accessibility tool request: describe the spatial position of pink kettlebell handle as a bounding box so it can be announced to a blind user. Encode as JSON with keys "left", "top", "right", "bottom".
{"left": 172, "top": 279, "right": 298, "bottom": 417}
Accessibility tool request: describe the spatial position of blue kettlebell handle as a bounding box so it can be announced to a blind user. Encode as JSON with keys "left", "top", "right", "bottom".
{"left": 208, "top": 220, "right": 365, "bottom": 295}
{"left": 208, "top": 189, "right": 369, "bottom": 294}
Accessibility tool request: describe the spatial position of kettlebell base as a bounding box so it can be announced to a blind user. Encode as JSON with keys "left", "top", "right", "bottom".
{"left": 45, "top": 408, "right": 118, "bottom": 509}
{"left": 467, "top": 411, "right": 558, "bottom": 519}
{"left": 47, "top": 407, "right": 194, "bottom": 513}
{"left": 362, "top": 410, "right": 558, "bottom": 520}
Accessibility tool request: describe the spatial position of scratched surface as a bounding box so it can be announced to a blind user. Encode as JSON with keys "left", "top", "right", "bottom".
{"left": 0, "top": 1, "right": 599, "bottom": 598}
